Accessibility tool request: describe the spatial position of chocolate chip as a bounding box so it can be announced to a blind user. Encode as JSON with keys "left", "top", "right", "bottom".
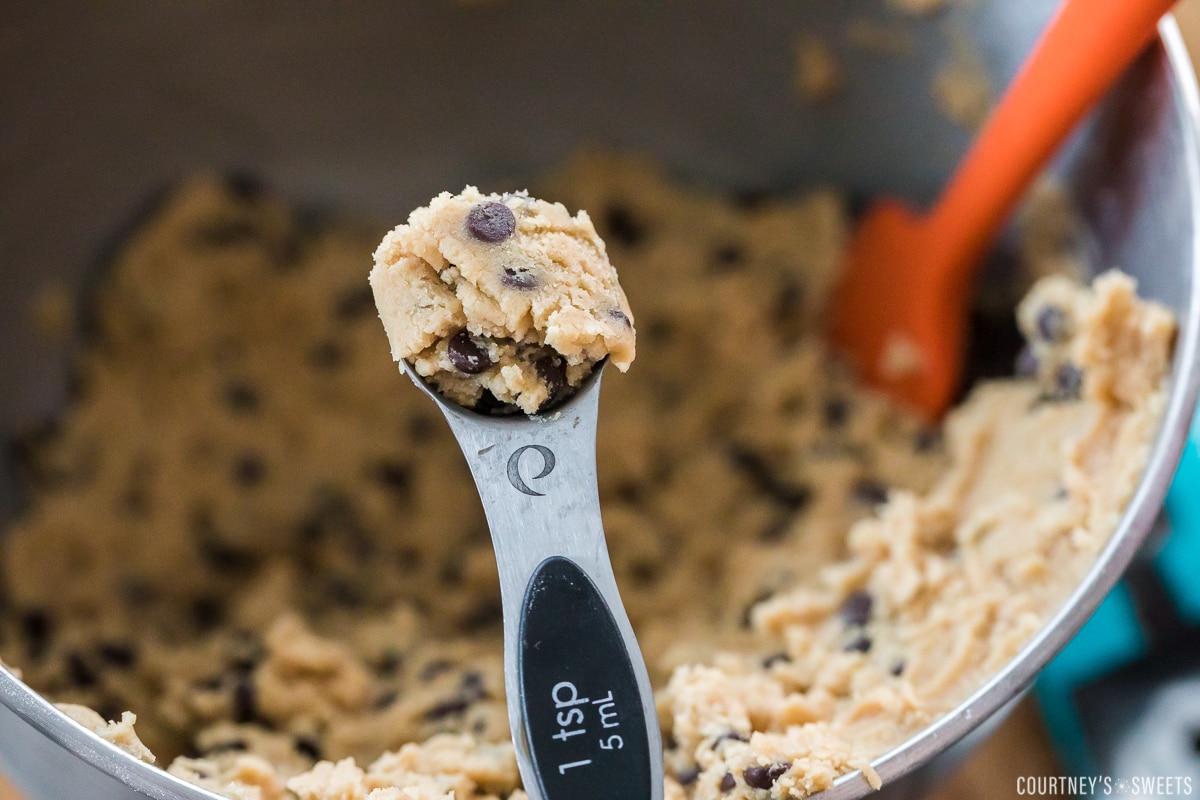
{"left": 423, "top": 695, "right": 472, "bottom": 721}
{"left": 845, "top": 634, "right": 872, "bottom": 653}
{"left": 119, "top": 577, "right": 157, "bottom": 607}
{"left": 474, "top": 389, "right": 510, "bottom": 415}
{"left": 729, "top": 447, "right": 813, "bottom": 512}
{"left": 719, "top": 772, "right": 737, "bottom": 792}
{"left": 233, "top": 453, "right": 266, "bottom": 487}
{"left": 1015, "top": 346, "right": 1039, "bottom": 378}
{"left": 839, "top": 590, "right": 873, "bottom": 627}
{"left": 772, "top": 279, "right": 805, "bottom": 328}
{"left": 744, "top": 763, "right": 790, "bottom": 790}
{"left": 205, "top": 739, "right": 248, "bottom": 755}
{"left": 308, "top": 339, "right": 347, "bottom": 371}
{"left": 228, "top": 637, "right": 264, "bottom": 673}
{"left": 644, "top": 318, "right": 674, "bottom": 344}
{"left": 500, "top": 266, "right": 537, "bottom": 290}
{"left": 419, "top": 659, "right": 455, "bottom": 682}
{"left": 222, "top": 382, "right": 260, "bottom": 414}
{"left": 536, "top": 355, "right": 567, "bottom": 405}
{"left": 325, "top": 578, "right": 365, "bottom": 608}
{"left": 1053, "top": 363, "right": 1083, "bottom": 400}
{"left": 713, "top": 730, "right": 750, "bottom": 747}
{"left": 852, "top": 478, "right": 888, "bottom": 506}
{"left": 191, "top": 595, "right": 226, "bottom": 632}
{"left": 677, "top": 766, "right": 701, "bottom": 787}
{"left": 194, "top": 508, "right": 258, "bottom": 573}
{"left": 461, "top": 671, "right": 487, "bottom": 698}
{"left": 21, "top": 609, "right": 53, "bottom": 661}
{"left": 1035, "top": 305, "right": 1070, "bottom": 342}
{"left": 467, "top": 202, "right": 517, "bottom": 243}
{"left": 602, "top": 204, "right": 647, "bottom": 247}
{"left": 608, "top": 308, "right": 633, "bottom": 328}
{"left": 823, "top": 397, "right": 850, "bottom": 428}
{"left": 629, "top": 560, "right": 660, "bottom": 586}
{"left": 439, "top": 559, "right": 464, "bottom": 587}
{"left": 408, "top": 414, "right": 436, "bottom": 442}
{"left": 232, "top": 675, "right": 257, "bottom": 723}
{"left": 376, "top": 649, "right": 403, "bottom": 676}
{"left": 762, "top": 652, "right": 791, "bottom": 668}
{"left": 710, "top": 241, "right": 745, "bottom": 271}
{"left": 374, "top": 690, "right": 399, "bottom": 710}
{"left": 890, "top": 660, "right": 906, "bottom": 676}
{"left": 335, "top": 285, "right": 376, "bottom": 320}
{"left": 447, "top": 330, "right": 493, "bottom": 375}
{"left": 293, "top": 735, "right": 322, "bottom": 761}
{"left": 914, "top": 427, "right": 941, "bottom": 452}
{"left": 396, "top": 546, "right": 423, "bottom": 572}
{"left": 198, "top": 536, "right": 258, "bottom": 573}
{"left": 97, "top": 642, "right": 137, "bottom": 668}
{"left": 741, "top": 588, "right": 775, "bottom": 629}
{"left": 195, "top": 675, "right": 224, "bottom": 691}
{"left": 462, "top": 599, "right": 504, "bottom": 631}
{"left": 65, "top": 652, "right": 98, "bottom": 688}
{"left": 371, "top": 460, "right": 411, "bottom": 500}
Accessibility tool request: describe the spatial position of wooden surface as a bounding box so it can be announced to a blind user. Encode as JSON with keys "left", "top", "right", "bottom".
{"left": 3, "top": 4, "right": 1200, "bottom": 799}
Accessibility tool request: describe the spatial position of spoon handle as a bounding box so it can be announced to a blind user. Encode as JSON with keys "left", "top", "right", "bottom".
{"left": 433, "top": 373, "right": 662, "bottom": 800}
{"left": 926, "top": 0, "right": 1177, "bottom": 281}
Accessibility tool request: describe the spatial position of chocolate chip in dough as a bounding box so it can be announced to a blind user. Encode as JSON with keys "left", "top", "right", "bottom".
{"left": 335, "top": 285, "right": 376, "bottom": 320}
{"left": 1015, "top": 346, "right": 1039, "bottom": 378}
{"left": 762, "top": 652, "right": 791, "bottom": 668}
{"left": 743, "top": 762, "right": 790, "bottom": 790}
{"left": 1053, "top": 363, "right": 1083, "bottom": 400}
{"left": 719, "top": 772, "right": 737, "bottom": 792}
{"left": 467, "top": 202, "right": 517, "bottom": 243}
{"left": 233, "top": 452, "right": 267, "bottom": 487}
{"left": 602, "top": 203, "right": 647, "bottom": 247}
{"left": 447, "top": 331, "right": 494, "bottom": 375}
{"left": 844, "top": 634, "right": 872, "bottom": 653}
{"left": 608, "top": 308, "right": 633, "bottom": 328}
{"left": 293, "top": 735, "right": 323, "bottom": 761}
{"left": 536, "top": 355, "right": 567, "bottom": 403}
{"left": 21, "top": 609, "right": 53, "bottom": 661}
{"left": 851, "top": 478, "right": 888, "bottom": 507}
{"left": 232, "top": 675, "right": 257, "bottom": 723}
{"left": 677, "top": 766, "right": 701, "bottom": 787}
{"left": 823, "top": 397, "right": 850, "bottom": 428}
{"left": 710, "top": 240, "right": 745, "bottom": 272}
{"left": 97, "top": 642, "right": 137, "bottom": 668}
{"left": 222, "top": 381, "right": 260, "bottom": 414}
{"left": 1035, "top": 305, "right": 1071, "bottom": 342}
{"left": 500, "top": 266, "right": 538, "bottom": 289}
{"left": 308, "top": 339, "right": 347, "bottom": 371}
{"left": 65, "top": 652, "right": 98, "bottom": 688}
{"left": 838, "top": 590, "right": 873, "bottom": 627}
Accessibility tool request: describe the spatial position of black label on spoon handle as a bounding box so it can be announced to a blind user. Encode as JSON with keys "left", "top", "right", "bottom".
{"left": 519, "top": 557, "right": 652, "bottom": 800}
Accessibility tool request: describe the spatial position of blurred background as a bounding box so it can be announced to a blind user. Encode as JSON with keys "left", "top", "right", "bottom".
{"left": 3, "top": 2, "right": 1200, "bottom": 799}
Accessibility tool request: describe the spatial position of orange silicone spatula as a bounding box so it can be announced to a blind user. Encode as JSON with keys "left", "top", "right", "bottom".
{"left": 828, "top": 0, "right": 1178, "bottom": 420}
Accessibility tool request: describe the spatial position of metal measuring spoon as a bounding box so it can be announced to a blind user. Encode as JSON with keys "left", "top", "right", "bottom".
{"left": 400, "top": 359, "right": 663, "bottom": 800}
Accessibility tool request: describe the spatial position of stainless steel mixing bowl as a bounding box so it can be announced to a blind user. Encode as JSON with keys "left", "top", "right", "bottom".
{"left": 2, "top": 3, "right": 1199, "bottom": 798}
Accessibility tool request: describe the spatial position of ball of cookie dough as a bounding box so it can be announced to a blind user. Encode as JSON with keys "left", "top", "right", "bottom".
{"left": 370, "top": 187, "right": 636, "bottom": 414}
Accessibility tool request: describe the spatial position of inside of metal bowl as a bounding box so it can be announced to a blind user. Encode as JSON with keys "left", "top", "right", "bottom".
{"left": 0, "top": 3, "right": 1198, "bottom": 800}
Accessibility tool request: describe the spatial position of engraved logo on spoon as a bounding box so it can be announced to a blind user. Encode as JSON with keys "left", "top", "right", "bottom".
{"left": 507, "top": 445, "right": 556, "bottom": 496}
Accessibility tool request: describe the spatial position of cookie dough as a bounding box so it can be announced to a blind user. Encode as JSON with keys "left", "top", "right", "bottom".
{"left": 0, "top": 155, "right": 1174, "bottom": 800}
{"left": 370, "top": 187, "right": 635, "bottom": 414}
